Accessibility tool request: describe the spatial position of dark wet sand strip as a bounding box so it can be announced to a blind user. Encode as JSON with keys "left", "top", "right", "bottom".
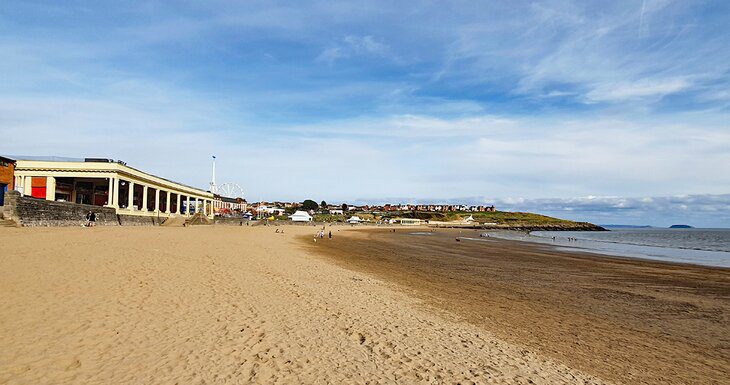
{"left": 307, "top": 228, "right": 730, "bottom": 385}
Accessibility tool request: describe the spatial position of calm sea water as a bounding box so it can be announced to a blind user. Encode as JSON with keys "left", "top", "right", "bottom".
{"left": 485, "top": 228, "right": 730, "bottom": 268}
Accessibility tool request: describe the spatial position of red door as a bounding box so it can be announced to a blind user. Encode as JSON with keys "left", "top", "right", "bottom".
{"left": 31, "top": 177, "right": 47, "bottom": 199}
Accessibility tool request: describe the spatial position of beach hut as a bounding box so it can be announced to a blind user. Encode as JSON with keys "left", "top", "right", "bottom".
{"left": 290, "top": 210, "right": 313, "bottom": 222}
{"left": 346, "top": 216, "right": 362, "bottom": 224}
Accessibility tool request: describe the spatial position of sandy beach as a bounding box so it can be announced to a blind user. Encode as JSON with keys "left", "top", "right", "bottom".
{"left": 312, "top": 228, "right": 730, "bottom": 385}
{"left": 0, "top": 225, "right": 608, "bottom": 384}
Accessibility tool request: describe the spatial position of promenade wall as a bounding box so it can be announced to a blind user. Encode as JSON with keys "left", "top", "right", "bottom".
{"left": 1, "top": 191, "right": 175, "bottom": 227}
{"left": 3, "top": 191, "right": 118, "bottom": 227}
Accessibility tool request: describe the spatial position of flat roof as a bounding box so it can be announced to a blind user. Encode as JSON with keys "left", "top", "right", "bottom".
{"left": 13, "top": 156, "right": 213, "bottom": 197}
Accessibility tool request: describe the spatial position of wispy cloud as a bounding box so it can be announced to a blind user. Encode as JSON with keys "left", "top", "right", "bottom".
{"left": 317, "top": 35, "right": 391, "bottom": 64}
{"left": 584, "top": 77, "right": 692, "bottom": 103}
{"left": 1, "top": 0, "right": 729, "bottom": 226}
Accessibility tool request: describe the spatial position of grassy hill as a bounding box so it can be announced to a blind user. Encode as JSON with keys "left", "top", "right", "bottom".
{"left": 308, "top": 210, "right": 604, "bottom": 231}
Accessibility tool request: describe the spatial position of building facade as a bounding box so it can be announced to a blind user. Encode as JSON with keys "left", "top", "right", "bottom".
{"left": 12, "top": 158, "right": 214, "bottom": 218}
{"left": 0, "top": 156, "right": 16, "bottom": 206}
{"left": 213, "top": 195, "right": 247, "bottom": 216}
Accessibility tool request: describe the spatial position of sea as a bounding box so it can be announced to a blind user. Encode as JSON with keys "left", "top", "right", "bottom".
{"left": 484, "top": 228, "right": 730, "bottom": 268}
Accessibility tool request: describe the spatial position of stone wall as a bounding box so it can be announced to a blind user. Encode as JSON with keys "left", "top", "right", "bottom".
{"left": 4, "top": 191, "right": 119, "bottom": 227}
{"left": 214, "top": 217, "right": 247, "bottom": 226}
{"left": 2, "top": 190, "right": 18, "bottom": 222}
{"left": 118, "top": 214, "right": 163, "bottom": 226}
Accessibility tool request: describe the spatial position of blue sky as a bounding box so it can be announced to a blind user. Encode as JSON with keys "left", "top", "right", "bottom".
{"left": 1, "top": 1, "right": 729, "bottom": 226}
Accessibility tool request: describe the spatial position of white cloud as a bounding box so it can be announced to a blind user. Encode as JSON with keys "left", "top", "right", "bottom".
{"left": 317, "top": 35, "right": 391, "bottom": 64}
{"left": 343, "top": 35, "right": 388, "bottom": 55}
{"left": 584, "top": 78, "right": 691, "bottom": 103}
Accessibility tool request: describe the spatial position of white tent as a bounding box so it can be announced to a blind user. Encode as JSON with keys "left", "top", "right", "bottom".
{"left": 346, "top": 216, "right": 362, "bottom": 224}
{"left": 464, "top": 215, "right": 475, "bottom": 223}
{"left": 290, "top": 210, "right": 313, "bottom": 222}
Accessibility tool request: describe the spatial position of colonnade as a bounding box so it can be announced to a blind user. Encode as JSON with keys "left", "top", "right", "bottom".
{"left": 102, "top": 176, "right": 212, "bottom": 217}
{"left": 14, "top": 173, "right": 214, "bottom": 218}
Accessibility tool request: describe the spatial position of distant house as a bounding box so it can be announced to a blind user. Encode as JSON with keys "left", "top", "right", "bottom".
{"left": 290, "top": 210, "right": 312, "bottom": 222}
{"left": 258, "top": 205, "right": 285, "bottom": 215}
{"left": 329, "top": 209, "right": 344, "bottom": 215}
{"left": 346, "top": 216, "right": 362, "bottom": 224}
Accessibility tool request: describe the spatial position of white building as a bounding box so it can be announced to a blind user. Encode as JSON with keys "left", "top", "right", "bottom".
{"left": 11, "top": 157, "right": 214, "bottom": 218}
{"left": 290, "top": 210, "right": 313, "bottom": 222}
{"left": 257, "top": 205, "right": 285, "bottom": 215}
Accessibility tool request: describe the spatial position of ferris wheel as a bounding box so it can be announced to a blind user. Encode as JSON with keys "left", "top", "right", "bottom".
{"left": 217, "top": 182, "right": 244, "bottom": 198}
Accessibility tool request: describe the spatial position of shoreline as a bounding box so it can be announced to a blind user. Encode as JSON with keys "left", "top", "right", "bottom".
{"left": 308, "top": 227, "right": 730, "bottom": 385}
{"left": 479, "top": 229, "right": 730, "bottom": 268}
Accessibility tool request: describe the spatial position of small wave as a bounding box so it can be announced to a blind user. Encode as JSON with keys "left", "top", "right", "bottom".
{"left": 528, "top": 232, "right": 730, "bottom": 253}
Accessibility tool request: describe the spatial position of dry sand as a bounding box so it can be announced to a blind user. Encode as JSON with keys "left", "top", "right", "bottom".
{"left": 0, "top": 225, "right": 607, "bottom": 384}
{"left": 312, "top": 228, "right": 730, "bottom": 385}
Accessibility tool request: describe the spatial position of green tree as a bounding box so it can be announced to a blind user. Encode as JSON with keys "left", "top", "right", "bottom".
{"left": 301, "top": 199, "right": 319, "bottom": 211}
{"left": 320, "top": 200, "right": 327, "bottom": 208}
{"left": 341, "top": 203, "right": 348, "bottom": 212}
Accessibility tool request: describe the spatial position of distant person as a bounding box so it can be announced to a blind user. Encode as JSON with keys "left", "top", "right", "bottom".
{"left": 86, "top": 211, "right": 96, "bottom": 227}
{"left": 328, "top": 231, "right": 332, "bottom": 239}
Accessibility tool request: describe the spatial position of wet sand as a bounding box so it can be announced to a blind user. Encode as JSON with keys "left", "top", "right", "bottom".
{"left": 1, "top": 225, "right": 607, "bottom": 384}
{"left": 310, "top": 227, "right": 730, "bottom": 385}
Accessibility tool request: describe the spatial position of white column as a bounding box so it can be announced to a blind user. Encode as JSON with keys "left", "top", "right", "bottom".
{"left": 23, "top": 176, "right": 32, "bottom": 197}
{"left": 165, "top": 191, "right": 171, "bottom": 214}
{"left": 46, "top": 176, "right": 56, "bottom": 201}
{"left": 106, "top": 178, "right": 114, "bottom": 207}
{"left": 142, "top": 185, "right": 148, "bottom": 211}
{"left": 194, "top": 197, "right": 198, "bottom": 214}
{"left": 186, "top": 196, "right": 191, "bottom": 216}
{"left": 112, "top": 177, "right": 120, "bottom": 208}
{"left": 128, "top": 181, "right": 135, "bottom": 210}
{"left": 15, "top": 176, "right": 22, "bottom": 193}
{"left": 176, "top": 194, "right": 181, "bottom": 214}
{"left": 203, "top": 199, "right": 207, "bottom": 216}
{"left": 154, "top": 189, "right": 160, "bottom": 212}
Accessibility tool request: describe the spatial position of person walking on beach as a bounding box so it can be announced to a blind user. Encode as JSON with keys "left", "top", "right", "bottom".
{"left": 328, "top": 231, "right": 332, "bottom": 239}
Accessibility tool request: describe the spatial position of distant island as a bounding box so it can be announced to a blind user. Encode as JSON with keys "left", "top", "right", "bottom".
{"left": 601, "top": 224, "right": 653, "bottom": 229}
{"left": 669, "top": 224, "right": 694, "bottom": 228}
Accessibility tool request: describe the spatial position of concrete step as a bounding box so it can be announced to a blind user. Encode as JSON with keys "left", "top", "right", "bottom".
{"left": 160, "top": 215, "right": 188, "bottom": 227}
{"left": 0, "top": 219, "right": 18, "bottom": 228}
